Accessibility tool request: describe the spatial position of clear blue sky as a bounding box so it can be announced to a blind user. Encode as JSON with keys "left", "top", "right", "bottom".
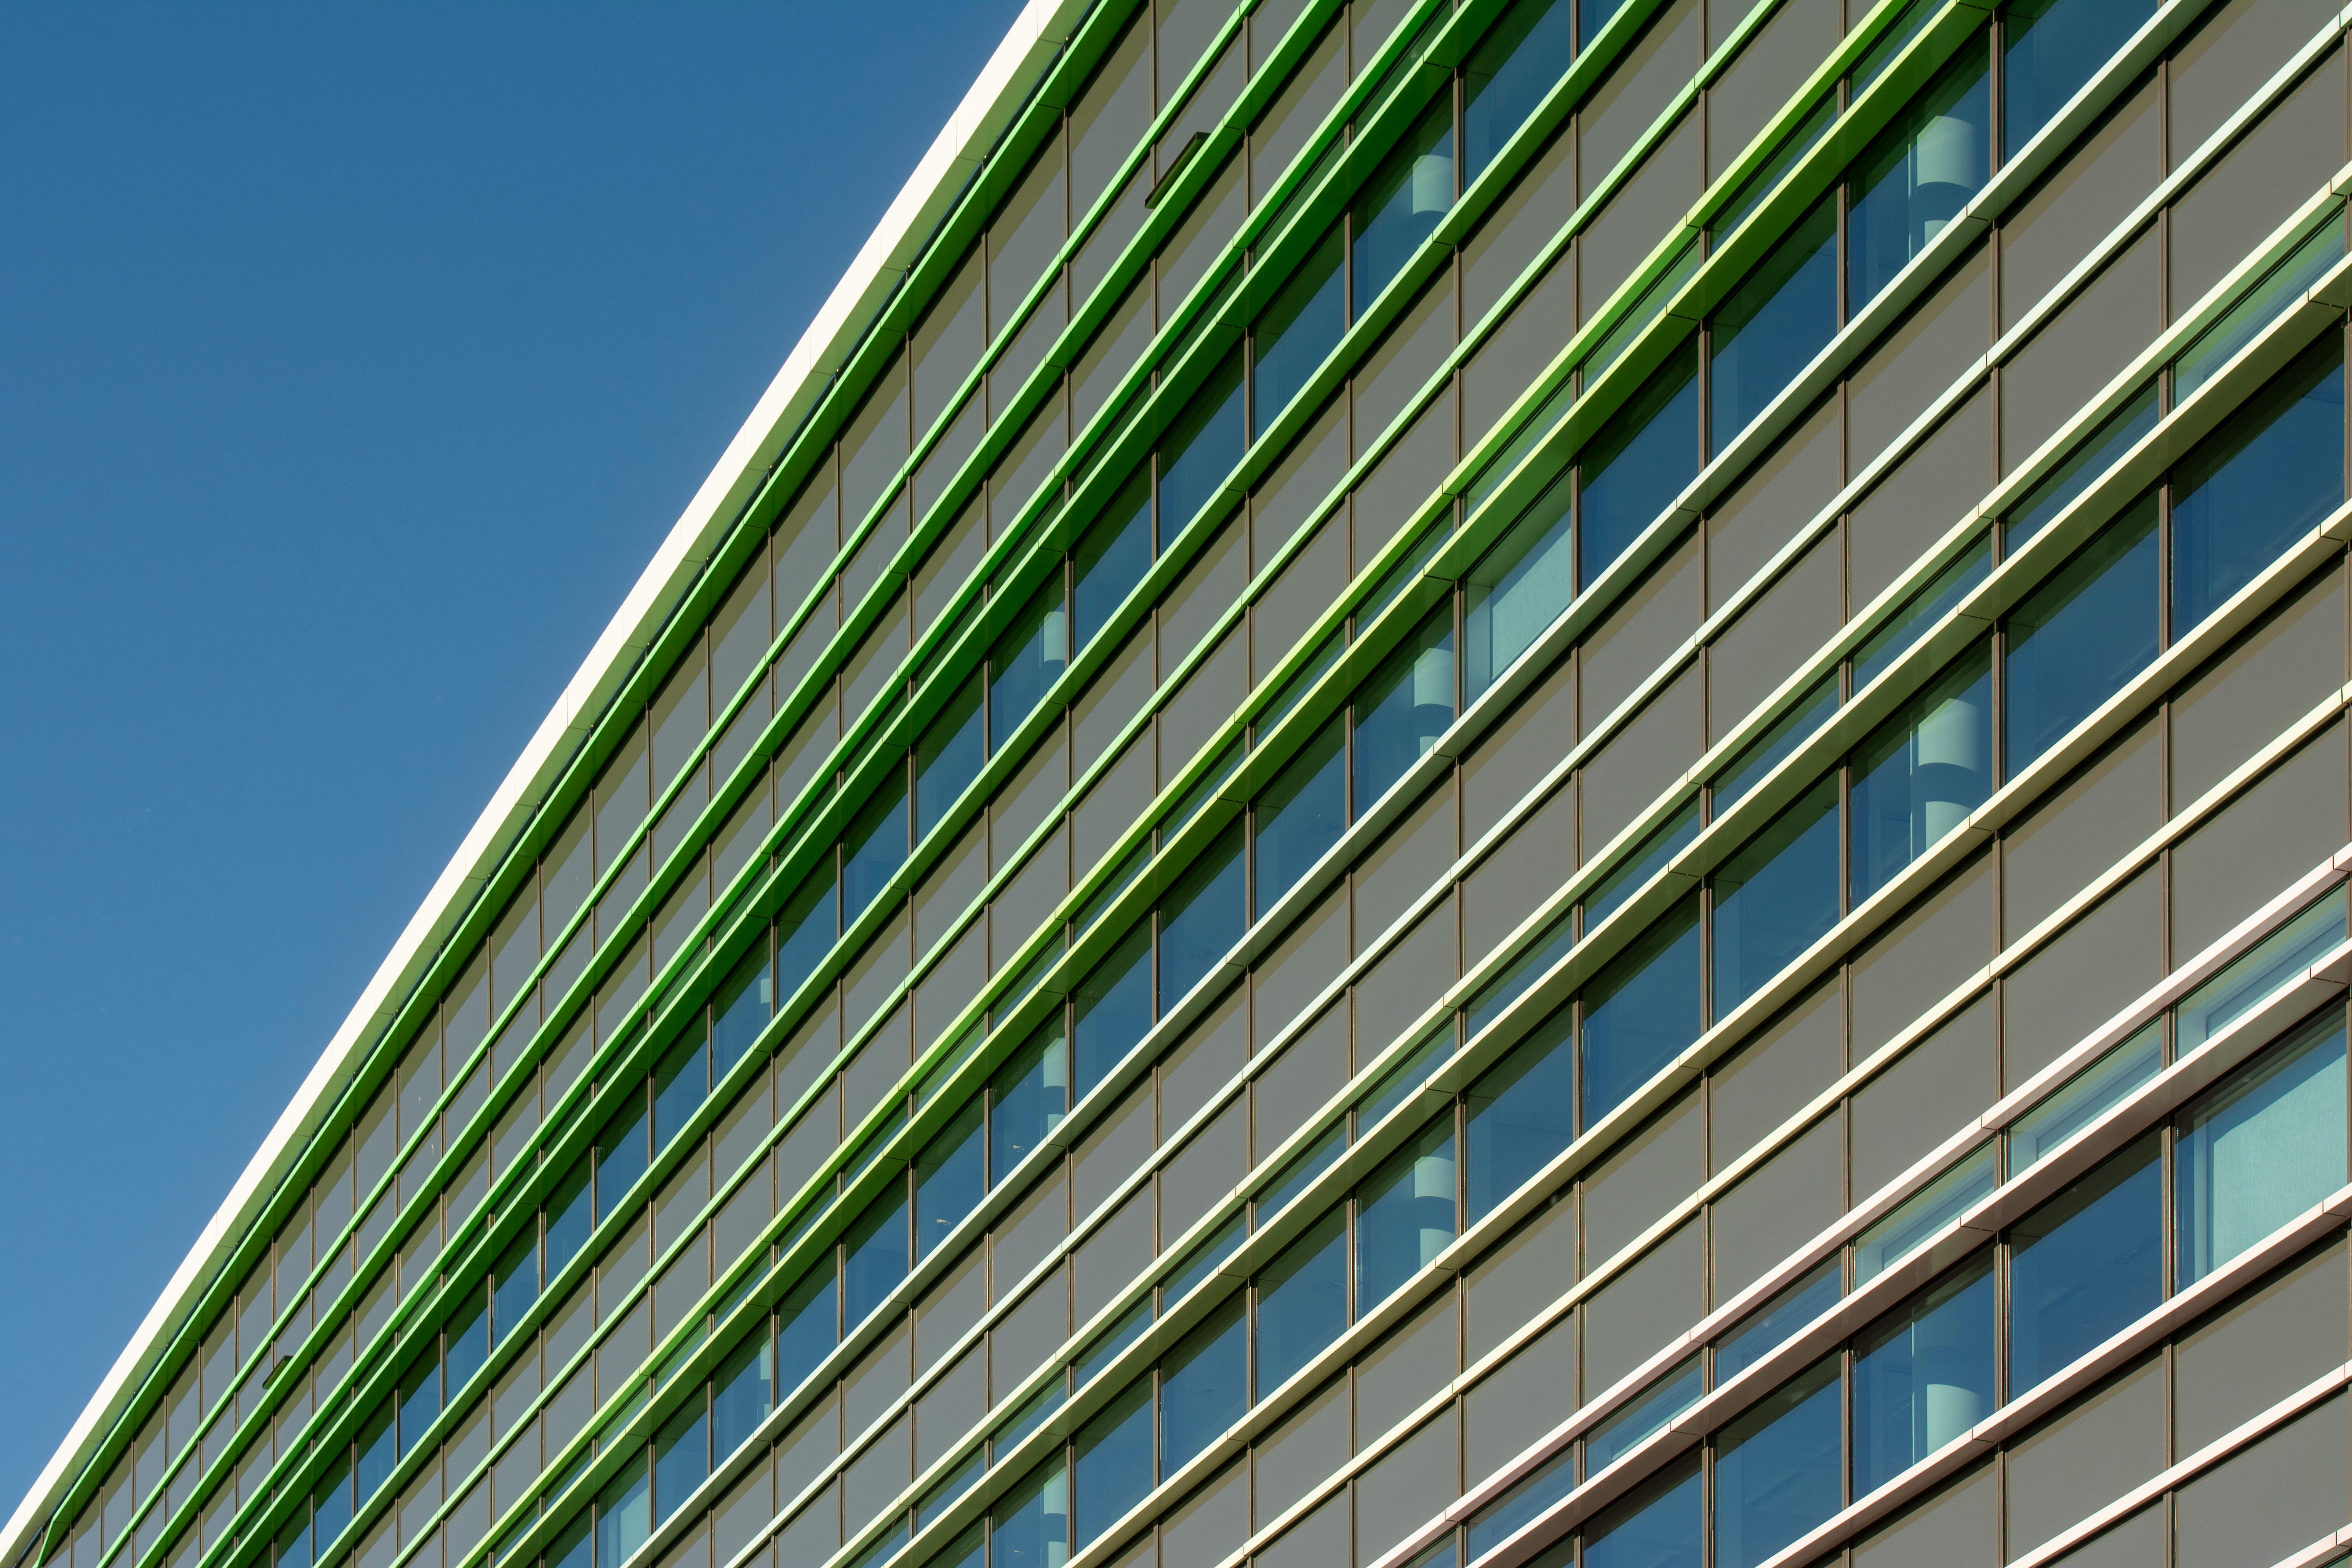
{"left": 0, "top": 0, "right": 1023, "bottom": 1516}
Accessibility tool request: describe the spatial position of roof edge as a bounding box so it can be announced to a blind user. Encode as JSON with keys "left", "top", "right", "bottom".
{"left": 0, "top": 0, "right": 1085, "bottom": 1558}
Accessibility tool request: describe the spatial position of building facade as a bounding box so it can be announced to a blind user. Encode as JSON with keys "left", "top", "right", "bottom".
{"left": 13, "top": 0, "right": 2352, "bottom": 1566}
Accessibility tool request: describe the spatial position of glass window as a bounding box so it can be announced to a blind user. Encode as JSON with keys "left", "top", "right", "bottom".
{"left": 2178, "top": 1016, "right": 2348, "bottom": 1283}
{"left": 916, "top": 1100, "right": 984, "bottom": 1259}
{"left": 1257, "top": 1208, "right": 1347, "bottom": 1396}
{"left": 844, "top": 1190, "right": 909, "bottom": 1326}
{"left": 991, "top": 1456, "right": 1069, "bottom": 1568}
{"left": 1073, "top": 1379, "right": 1153, "bottom": 1545}
{"left": 1354, "top": 608, "right": 1457, "bottom": 811}
{"left": 1465, "top": 474, "right": 1575, "bottom": 699}
{"left": 1255, "top": 719, "right": 1346, "bottom": 916}
{"left": 1253, "top": 230, "right": 1345, "bottom": 438}
{"left": 1075, "top": 473, "right": 1152, "bottom": 652}
{"left": 594, "top": 1452, "right": 650, "bottom": 1568}
{"left": 1852, "top": 535, "right": 1991, "bottom": 693}
{"left": 2004, "top": 497, "right": 2158, "bottom": 769}
{"left": 1713, "top": 777, "right": 1840, "bottom": 1015}
{"left": 1073, "top": 925, "right": 1152, "bottom": 1094}
{"left": 1712, "top": 1357, "right": 1842, "bottom": 1568}
{"left": 1849, "top": 644, "right": 1993, "bottom": 904}
{"left": 843, "top": 780, "right": 909, "bottom": 926}
{"left": 1583, "top": 897, "right": 1703, "bottom": 1125}
{"left": 653, "top": 1032, "right": 708, "bottom": 1154}
{"left": 1465, "top": 0, "right": 1576, "bottom": 178}
{"left": 1848, "top": 44, "right": 1992, "bottom": 309}
{"left": 1357, "top": 1117, "right": 1458, "bottom": 1309}
{"left": 778, "top": 867, "right": 839, "bottom": 1003}
{"left": 2005, "top": 384, "right": 2158, "bottom": 552}
{"left": 2171, "top": 333, "right": 2345, "bottom": 632}
{"left": 1713, "top": 1261, "right": 1842, "bottom": 1386}
{"left": 1159, "top": 825, "right": 1244, "bottom": 1008}
{"left": 1710, "top": 197, "right": 1838, "bottom": 454}
{"left": 2009, "top": 1136, "right": 2161, "bottom": 1391}
{"left": 1583, "top": 1454, "right": 1702, "bottom": 1567}
{"left": 1354, "top": 98, "right": 1457, "bottom": 310}
{"left": 713, "top": 1328, "right": 773, "bottom": 1456}
{"left": 654, "top": 1399, "right": 709, "bottom": 1522}
{"left": 1158, "top": 356, "right": 1245, "bottom": 542}
{"left": 991, "top": 1023, "right": 1068, "bottom": 1187}
{"left": 1851, "top": 1255, "right": 1995, "bottom": 1496}
{"left": 2003, "top": 0, "right": 2159, "bottom": 155}
{"left": 1160, "top": 1296, "right": 1245, "bottom": 1472}
{"left": 1581, "top": 348, "right": 1700, "bottom": 583}
{"left": 991, "top": 583, "right": 1069, "bottom": 748}
{"left": 598, "top": 1094, "right": 649, "bottom": 1225}
{"left": 777, "top": 1267, "right": 839, "bottom": 1396}
{"left": 916, "top": 681, "right": 985, "bottom": 841}
{"left": 1466, "top": 1011, "right": 1575, "bottom": 1217}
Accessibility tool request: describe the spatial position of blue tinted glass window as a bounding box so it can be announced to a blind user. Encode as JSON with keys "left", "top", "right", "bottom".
{"left": 1357, "top": 1118, "right": 1458, "bottom": 1308}
{"left": 1255, "top": 719, "right": 1346, "bottom": 917}
{"left": 1711, "top": 198, "right": 1838, "bottom": 455}
{"left": 276, "top": 1519, "right": 309, "bottom": 1568}
{"left": 493, "top": 1230, "right": 538, "bottom": 1346}
{"left": 1254, "top": 230, "right": 1345, "bottom": 437}
{"left": 2178, "top": 1017, "right": 2347, "bottom": 1284}
{"left": 1583, "top": 1455, "right": 1702, "bottom": 1568}
{"left": 1074, "top": 925, "right": 1153, "bottom": 1094}
{"left": 777, "top": 1267, "right": 838, "bottom": 1396}
{"left": 444, "top": 1285, "right": 488, "bottom": 1396}
{"left": 1581, "top": 0, "right": 1637, "bottom": 51}
{"left": 1073, "top": 1379, "right": 1154, "bottom": 1545}
{"left": 1465, "top": 474, "right": 1574, "bottom": 699}
{"left": 595, "top": 1453, "right": 650, "bottom": 1568}
{"left": 776, "top": 867, "right": 838, "bottom": 1003}
{"left": 916, "top": 1099, "right": 984, "bottom": 1259}
{"left": 2172, "top": 334, "right": 2345, "bottom": 632}
{"left": 1580, "top": 349, "right": 1699, "bottom": 581}
{"left": 991, "top": 584, "right": 1067, "bottom": 753}
{"left": 597, "top": 1093, "right": 648, "bottom": 1224}
{"left": 547, "top": 1156, "right": 592, "bottom": 1278}
{"left": 1466, "top": 1009, "right": 1575, "bottom": 1218}
{"left": 1160, "top": 1296, "right": 1247, "bottom": 1472}
{"left": 916, "top": 679, "right": 985, "bottom": 840}
{"left": 2003, "top": 0, "right": 2157, "bottom": 155}
{"left": 1712, "top": 1358, "right": 1842, "bottom": 1568}
{"left": 312, "top": 1455, "right": 352, "bottom": 1554}
{"left": 991, "top": 1022, "right": 1068, "bottom": 1187}
{"left": 1715, "top": 682, "right": 1838, "bottom": 814}
{"left": 1257, "top": 1207, "right": 1347, "bottom": 1396}
{"left": 2009, "top": 1136, "right": 2160, "bottom": 1390}
{"left": 1848, "top": 44, "right": 1991, "bottom": 309}
{"left": 1468, "top": 911, "right": 1575, "bottom": 1039}
{"left": 396, "top": 1348, "right": 439, "bottom": 1457}
{"left": 1465, "top": 0, "right": 1575, "bottom": 177}
{"left": 1158, "top": 355, "right": 1245, "bottom": 541}
{"left": 654, "top": 1400, "right": 708, "bottom": 1522}
{"left": 1582, "top": 898, "right": 1702, "bottom": 1125}
{"left": 713, "top": 1328, "right": 773, "bottom": 1456}
{"left": 653, "top": 1032, "right": 708, "bottom": 1154}
{"left": 1075, "top": 474, "right": 1152, "bottom": 650}
{"left": 1354, "top": 99, "right": 1455, "bottom": 309}
{"left": 711, "top": 944, "right": 771, "bottom": 1077}
{"left": 547, "top": 1514, "right": 590, "bottom": 1568}
{"left": 2005, "top": 385, "right": 2157, "bottom": 551}
{"left": 991, "top": 1457, "right": 1069, "bottom": 1568}
{"left": 1851, "top": 1256, "right": 1994, "bottom": 1496}
{"left": 1713, "top": 777, "right": 1840, "bottom": 1015}
{"left": 842, "top": 780, "right": 909, "bottom": 925}
{"left": 1354, "top": 609, "right": 1456, "bottom": 810}
{"left": 1586, "top": 804, "right": 1703, "bottom": 927}
{"left": 1469, "top": 1449, "right": 1576, "bottom": 1560}
{"left": 1849, "top": 645, "right": 1992, "bottom": 905}
{"left": 1160, "top": 824, "right": 1245, "bottom": 1009}
{"left": 843, "top": 1190, "right": 909, "bottom": 1326}
{"left": 356, "top": 1400, "right": 395, "bottom": 1501}
{"left": 2004, "top": 497, "right": 2157, "bottom": 769}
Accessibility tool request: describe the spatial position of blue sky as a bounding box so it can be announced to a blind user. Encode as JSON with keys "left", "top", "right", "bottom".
{"left": 0, "top": 0, "right": 1022, "bottom": 1515}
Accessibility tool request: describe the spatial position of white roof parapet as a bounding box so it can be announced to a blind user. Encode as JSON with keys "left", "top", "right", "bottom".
{"left": 0, "top": 0, "right": 1088, "bottom": 1558}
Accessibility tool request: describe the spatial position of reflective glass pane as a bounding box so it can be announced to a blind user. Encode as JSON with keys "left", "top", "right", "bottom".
{"left": 1159, "top": 356, "right": 1245, "bottom": 541}
{"left": 2178, "top": 1016, "right": 2348, "bottom": 1284}
{"left": 1583, "top": 1455, "right": 1702, "bottom": 1568}
{"left": 1075, "top": 473, "right": 1152, "bottom": 650}
{"left": 1073, "top": 924, "right": 1152, "bottom": 1095}
{"left": 1712, "top": 1357, "right": 1842, "bottom": 1568}
{"left": 1354, "top": 608, "right": 1457, "bottom": 810}
{"left": 1255, "top": 719, "right": 1346, "bottom": 917}
{"left": 2003, "top": 0, "right": 2158, "bottom": 154}
{"left": 916, "top": 680, "right": 985, "bottom": 840}
{"left": 1159, "top": 825, "right": 1244, "bottom": 1007}
{"left": 916, "top": 1100, "right": 984, "bottom": 1258}
{"left": 1160, "top": 1296, "right": 1246, "bottom": 1472}
{"left": 2004, "top": 385, "right": 2157, "bottom": 552}
{"left": 990, "top": 1457, "right": 1069, "bottom": 1568}
{"left": 1582, "top": 898, "right": 1702, "bottom": 1125}
{"left": 1354, "top": 98, "right": 1456, "bottom": 309}
{"left": 2004, "top": 497, "right": 2158, "bottom": 769}
{"left": 1711, "top": 198, "right": 1838, "bottom": 454}
{"left": 1851, "top": 1256, "right": 1994, "bottom": 1495}
{"left": 1254, "top": 230, "right": 1345, "bottom": 438}
{"left": 1580, "top": 349, "right": 1700, "bottom": 582}
{"left": 1466, "top": 1011, "right": 1575, "bottom": 1218}
{"left": 1848, "top": 644, "right": 1992, "bottom": 904}
{"left": 2008, "top": 1137, "right": 2160, "bottom": 1390}
{"left": 1848, "top": 44, "right": 1992, "bottom": 309}
{"left": 1257, "top": 1208, "right": 1347, "bottom": 1395}
{"left": 1357, "top": 1118, "right": 1458, "bottom": 1308}
{"left": 990, "top": 583, "right": 1068, "bottom": 748}
{"left": 1073, "top": 1379, "right": 1153, "bottom": 1544}
{"left": 1465, "top": 475, "right": 1574, "bottom": 699}
{"left": 1465, "top": 0, "right": 1575, "bottom": 178}
{"left": 991, "top": 1022, "right": 1068, "bottom": 1187}
{"left": 1713, "top": 777, "right": 1840, "bottom": 1014}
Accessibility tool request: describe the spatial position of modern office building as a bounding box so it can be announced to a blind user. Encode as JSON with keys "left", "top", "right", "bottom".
{"left": 15, "top": 0, "right": 2352, "bottom": 1565}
